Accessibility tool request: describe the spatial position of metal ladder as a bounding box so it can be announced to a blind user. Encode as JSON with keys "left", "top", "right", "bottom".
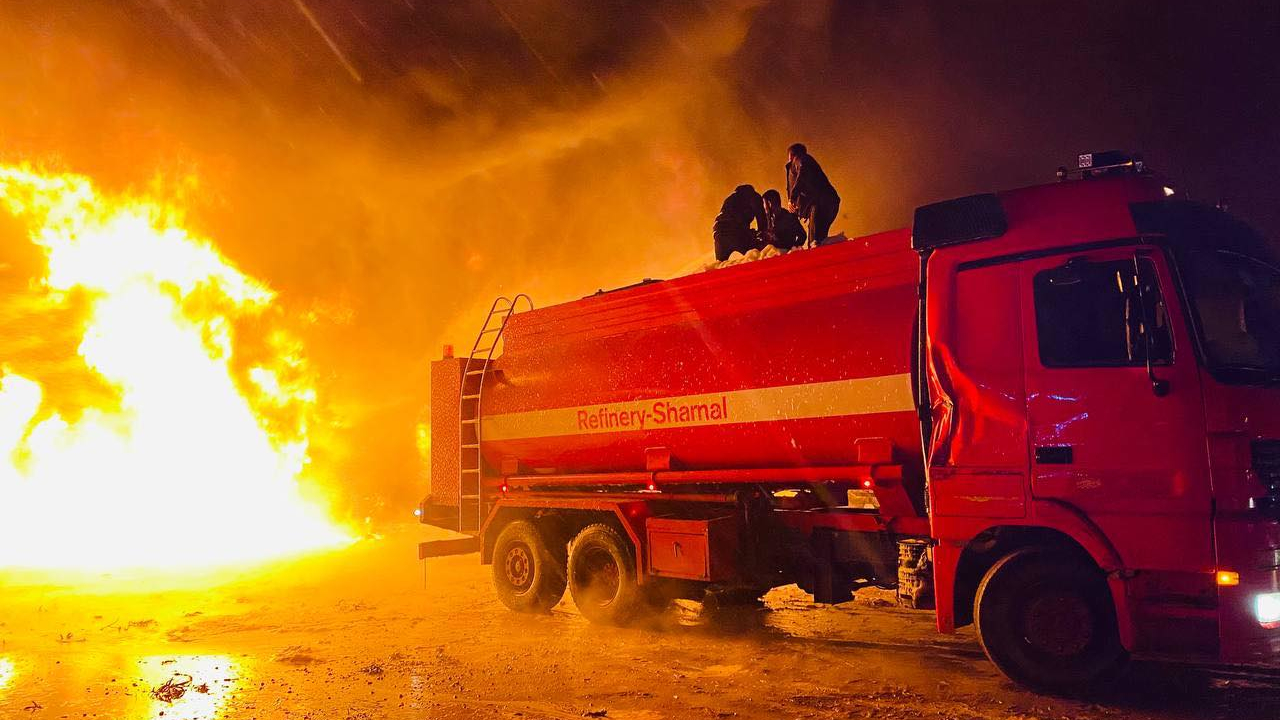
{"left": 458, "top": 294, "right": 532, "bottom": 533}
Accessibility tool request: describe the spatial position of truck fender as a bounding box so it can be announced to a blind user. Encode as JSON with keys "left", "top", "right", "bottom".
{"left": 1029, "top": 499, "right": 1135, "bottom": 651}
{"left": 933, "top": 507, "right": 1135, "bottom": 651}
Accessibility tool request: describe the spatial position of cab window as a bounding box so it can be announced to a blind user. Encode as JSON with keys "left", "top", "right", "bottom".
{"left": 1033, "top": 258, "right": 1172, "bottom": 367}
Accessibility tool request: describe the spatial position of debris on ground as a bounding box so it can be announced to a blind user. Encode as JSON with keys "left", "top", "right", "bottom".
{"left": 152, "top": 673, "right": 193, "bottom": 703}
{"left": 23, "top": 700, "right": 42, "bottom": 713}
{"left": 360, "top": 663, "right": 384, "bottom": 676}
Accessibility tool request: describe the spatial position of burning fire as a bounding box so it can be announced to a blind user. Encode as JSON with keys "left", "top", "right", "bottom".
{"left": 0, "top": 165, "right": 349, "bottom": 571}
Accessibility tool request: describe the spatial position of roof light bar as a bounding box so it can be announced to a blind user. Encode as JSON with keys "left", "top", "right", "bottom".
{"left": 1056, "top": 150, "right": 1151, "bottom": 181}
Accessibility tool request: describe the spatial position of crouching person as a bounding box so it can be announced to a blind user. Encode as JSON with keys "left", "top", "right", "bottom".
{"left": 712, "top": 184, "right": 765, "bottom": 262}
{"left": 760, "top": 189, "right": 806, "bottom": 251}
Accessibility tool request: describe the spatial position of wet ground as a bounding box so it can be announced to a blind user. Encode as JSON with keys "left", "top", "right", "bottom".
{"left": 2, "top": 525, "right": 1279, "bottom": 720}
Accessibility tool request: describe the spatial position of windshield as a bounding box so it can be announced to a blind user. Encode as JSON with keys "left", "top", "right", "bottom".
{"left": 1181, "top": 250, "right": 1280, "bottom": 378}
{"left": 1132, "top": 199, "right": 1280, "bottom": 383}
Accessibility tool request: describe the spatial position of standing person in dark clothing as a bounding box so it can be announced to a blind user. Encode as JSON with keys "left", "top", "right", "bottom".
{"left": 785, "top": 143, "right": 840, "bottom": 247}
{"left": 712, "top": 184, "right": 765, "bottom": 261}
{"left": 760, "top": 189, "right": 806, "bottom": 251}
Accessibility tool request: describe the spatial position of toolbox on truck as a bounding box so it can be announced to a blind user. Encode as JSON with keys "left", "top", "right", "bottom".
{"left": 645, "top": 516, "right": 737, "bottom": 582}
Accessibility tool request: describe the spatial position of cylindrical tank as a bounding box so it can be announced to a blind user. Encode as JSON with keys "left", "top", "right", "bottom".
{"left": 476, "top": 229, "right": 925, "bottom": 497}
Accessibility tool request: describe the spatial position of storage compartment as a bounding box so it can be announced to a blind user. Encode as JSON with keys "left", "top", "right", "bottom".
{"left": 645, "top": 516, "right": 737, "bottom": 582}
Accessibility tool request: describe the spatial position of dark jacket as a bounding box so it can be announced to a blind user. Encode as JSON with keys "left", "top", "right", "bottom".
{"left": 762, "top": 207, "right": 806, "bottom": 250}
{"left": 712, "top": 185, "right": 765, "bottom": 261}
{"left": 785, "top": 152, "right": 839, "bottom": 216}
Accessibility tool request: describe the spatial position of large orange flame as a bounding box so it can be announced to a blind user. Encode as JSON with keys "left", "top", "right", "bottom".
{"left": 0, "top": 165, "right": 349, "bottom": 571}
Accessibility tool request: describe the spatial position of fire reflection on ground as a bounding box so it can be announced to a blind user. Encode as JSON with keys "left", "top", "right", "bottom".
{"left": 0, "top": 656, "right": 14, "bottom": 692}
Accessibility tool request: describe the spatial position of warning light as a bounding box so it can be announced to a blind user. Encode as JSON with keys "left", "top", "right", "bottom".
{"left": 443, "top": 344, "right": 455, "bottom": 358}
{"left": 647, "top": 482, "right": 657, "bottom": 492}
{"left": 862, "top": 479, "right": 873, "bottom": 489}
{"left": 1162, "top": 186, "right": 1176, "bottom": 197}
{"left": 413, "top": 508, "right": 422, "bottom": 517}
{"left": 1216, "top": 570, "right": 1240, "bottom": 587}
{"left": 500, "top": 483, "right": 509, "bottom": 494}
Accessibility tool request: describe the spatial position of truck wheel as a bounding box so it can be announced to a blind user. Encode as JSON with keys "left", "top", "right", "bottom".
{"left": 491, "top": 521, "right": 567, "bottom": 614}
{"left": 974, "top": 548, "right": 1127, "bottom": 694}
{"left": 568, "top": 524, "right": 643, "bottom": 625}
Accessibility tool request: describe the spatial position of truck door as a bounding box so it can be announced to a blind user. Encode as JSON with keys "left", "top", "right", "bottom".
{"left": 1019, "top": 247, "right": 1214, "bottom": 573}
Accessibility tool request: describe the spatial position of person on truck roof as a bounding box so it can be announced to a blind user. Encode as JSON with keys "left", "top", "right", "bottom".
{"left": 712, "top": 184, "right": 765, "bottom": 262}
{"left": 760, "top": 189, "right": 806, "bottom": 251}
{"left": 785, "top": 142, "right": 840, "bottom": 248}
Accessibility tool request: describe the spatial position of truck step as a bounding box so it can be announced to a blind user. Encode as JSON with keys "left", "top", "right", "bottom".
{"left": 419, "top": 536, "right": 480, "bottom": 559}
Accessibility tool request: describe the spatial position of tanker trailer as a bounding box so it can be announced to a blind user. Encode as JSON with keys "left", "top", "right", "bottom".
{"left": 421, "top": 227, "right": 931, "bottom": 611}
{"left": 420, "top": 156, "right": 1280, "bottom": 691}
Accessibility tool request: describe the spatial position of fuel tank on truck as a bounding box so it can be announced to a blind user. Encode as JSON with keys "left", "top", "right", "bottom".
{"left": 471, "top": 229, "right": 926, "bottom": 503}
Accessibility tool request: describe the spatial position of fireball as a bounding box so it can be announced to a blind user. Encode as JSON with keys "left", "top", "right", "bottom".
{"left": 0, "top": 165, "right": 349, "bottom": 571}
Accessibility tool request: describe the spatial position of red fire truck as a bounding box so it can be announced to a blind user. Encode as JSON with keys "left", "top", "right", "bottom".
{"left": 419, "top": 152, "right": 1280, "bottom": 691}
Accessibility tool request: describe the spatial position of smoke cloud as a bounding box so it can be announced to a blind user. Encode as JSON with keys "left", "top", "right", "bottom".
{"left": 2, "top": 0, "right": 1277, "bottom": 519}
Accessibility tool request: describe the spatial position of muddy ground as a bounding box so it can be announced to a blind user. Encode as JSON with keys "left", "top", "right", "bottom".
{"left": 1, "top": 525, "right": 1278, "bottom": 720}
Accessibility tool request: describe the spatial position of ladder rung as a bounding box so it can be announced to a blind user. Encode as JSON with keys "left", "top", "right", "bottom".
{"left": 462, "top": 394, "right": 480, "bottom": 400}
{"left": 461, "top": 419, "right": 479, "bottom": 424}
{"left": 479, "top": 327, "right": 502, "bottom": 335}
{"left": 460, "top": 494, "right": 482, "bottom": 499}
{"left": 465, "top": 370, "right": 486, "bottom": 376}
{"left": 461, "top": 443, "right": 480, "bottom": 449}
{"left": 461, "top": 468, "right": 481, "bottom": 474}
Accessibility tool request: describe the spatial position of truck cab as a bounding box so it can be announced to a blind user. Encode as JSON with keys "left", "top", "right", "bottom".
{"left": 918, "top": 154, "right": 1280, "bottom": 685}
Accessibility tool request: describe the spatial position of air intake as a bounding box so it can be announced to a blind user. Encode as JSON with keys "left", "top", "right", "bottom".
{"left": 912, "top": 193, "right": 1008, "bottom": 252}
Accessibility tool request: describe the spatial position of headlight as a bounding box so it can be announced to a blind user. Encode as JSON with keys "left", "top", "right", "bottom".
{"left": 1257, "top": 592, "right": 1280, "bottom": 629}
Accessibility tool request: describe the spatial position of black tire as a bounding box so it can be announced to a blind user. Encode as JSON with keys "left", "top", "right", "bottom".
{"left": 491, "top": 520, "right": 567, "bottom": 614}
{"left": 974, "top": 548, "right": 1128, "bottom": 694}
{"left": 568, "top": 524, "right": 643, "bottom": 625}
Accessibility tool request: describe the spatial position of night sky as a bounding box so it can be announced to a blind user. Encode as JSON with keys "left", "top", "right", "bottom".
{"left": 2, "top": 0, "right": 1277, "bottom": 515}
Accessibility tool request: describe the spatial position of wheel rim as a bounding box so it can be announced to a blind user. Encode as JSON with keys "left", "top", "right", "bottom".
{"left": 1020, "top": 588, "right": 1095, "bottom": 658}
{"left": 575, "top": 545, "right": 621, "bottom": 608}
{"left": 503, "top": 542, "right": 534, "bottom": 593}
